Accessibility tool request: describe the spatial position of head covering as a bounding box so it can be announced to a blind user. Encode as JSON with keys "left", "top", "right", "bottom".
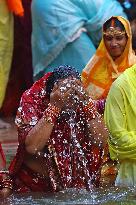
{"left": 103, "top": 16, "right": 125, "bottom": 32}
{"left": 82, "top": 16, "right": 136, "bottom": 100}
{"left": 6, "top": 0, "right": 24, "bottom": 16}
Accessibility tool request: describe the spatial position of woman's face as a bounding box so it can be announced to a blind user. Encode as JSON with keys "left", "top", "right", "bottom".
{"left": 104, "top": 27, "right": 128, "bottom": 60}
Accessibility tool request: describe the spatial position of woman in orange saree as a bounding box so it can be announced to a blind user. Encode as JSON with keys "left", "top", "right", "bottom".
{"left": 82, "top": 16, "right": 136, "bottom": 102}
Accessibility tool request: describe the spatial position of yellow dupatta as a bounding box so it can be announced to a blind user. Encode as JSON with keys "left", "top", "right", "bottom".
{"left": 82, "top": 16, "right": 136, "bottom": 100}
{"left": 0, "top": 0, "right": 24, "bottom": 108}
{"left": 104, "top": 64, "right": 136, "bottom": 160}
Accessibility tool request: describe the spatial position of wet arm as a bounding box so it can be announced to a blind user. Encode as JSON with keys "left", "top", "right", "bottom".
{"left": 25, "top": 115, "right": 54, "bottom": 154}
{"left": 84, "top": 99, "right": 109, "bottom": 148}
{"left": 86, "top": 115, "right": 109, "bottom": 149}
{"left": 25, "top": 102, "right": 60, "bottom": 154}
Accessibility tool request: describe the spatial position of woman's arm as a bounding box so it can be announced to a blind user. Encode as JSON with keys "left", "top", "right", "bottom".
{"left": 84, "top": 101, "right": 109, "bottom": 149}
{"left": 86, "top": 116, "right": 109, "bottom": 149}
{"left": 25, "top": 103, "right": 60, "bottom": 154}
{"left": 25, "top": 80, "right": 76, "bottom": 154}
{"left": 0, "top": 171, "right": 13, "bottom": 198}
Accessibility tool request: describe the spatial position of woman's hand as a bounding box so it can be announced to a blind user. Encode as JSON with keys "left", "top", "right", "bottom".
{"left": 72, "top": 79, "right": 89, "bottom": 104}
{"left": 50, "top": 78, "right": 89, "bottom": 110}
{"left": 50, "top": 78, "right": 76, "bottom": 110}
{"left": 0, "top": 188, "right": 12, "bottom": 198}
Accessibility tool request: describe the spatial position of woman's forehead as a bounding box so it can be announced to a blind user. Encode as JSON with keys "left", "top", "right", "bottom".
{"left": 106, "top": 26, "right": 122, "bottom": 31}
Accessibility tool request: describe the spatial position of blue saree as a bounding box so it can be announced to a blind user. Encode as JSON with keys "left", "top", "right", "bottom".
{"left": 31, "top": 0, "right": 127, "bottom": 80}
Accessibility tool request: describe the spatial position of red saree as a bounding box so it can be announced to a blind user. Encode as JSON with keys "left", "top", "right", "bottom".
{"left": 5, "top": 73, "right": 105, "bottom": 193}
{"left": 0, "top": 143, "right": 6, "bottom": 170}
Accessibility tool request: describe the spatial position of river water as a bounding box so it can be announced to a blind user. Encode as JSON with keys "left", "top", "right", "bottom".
{"left": 1, "top": 187, "right": 136, "bottom": 205}
{"left": 1, "top": 119, "right": 136, "bottom": 204}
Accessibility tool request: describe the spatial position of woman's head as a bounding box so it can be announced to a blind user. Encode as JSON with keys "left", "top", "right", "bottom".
{"left": 46, "top": 65, "right": 80, "bottom": 97}
{"left": 103, "top": 17, "right": 128, "bottom": 60}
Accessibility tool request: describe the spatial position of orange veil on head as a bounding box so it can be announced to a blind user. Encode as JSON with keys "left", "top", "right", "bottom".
{"left": 82, "top": 16, "right": 136, "bottom": 100}
{"left": 6, "top": 0, "right": 24, "bottom": 16}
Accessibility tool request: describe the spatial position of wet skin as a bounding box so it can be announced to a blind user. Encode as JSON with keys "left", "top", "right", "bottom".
{"left": 0, "top": 77, "right": 109, "bottom": 197}
{"left": 104, "top": 27, "right": 128, "bottom": 60}
{"left": 50, "top": 77, "right": 88, "bottom": 110}
{"left": 25, "top": 77, "right": 88, "bottom": 175}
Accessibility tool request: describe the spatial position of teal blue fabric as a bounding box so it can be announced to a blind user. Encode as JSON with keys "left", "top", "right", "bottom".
{"left": 31, "top": 0, "right": 127, "bottom": 80}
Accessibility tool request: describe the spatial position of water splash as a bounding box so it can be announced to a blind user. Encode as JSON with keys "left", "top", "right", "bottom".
{"left": 1, "top": 187, "right": 136, "bottom": 205}
{"left": 67, "top": 109, "right": 93, "bottom": 190}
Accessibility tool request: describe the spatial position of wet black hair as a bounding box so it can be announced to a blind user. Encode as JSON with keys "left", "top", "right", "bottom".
{"left": 46, "top": 65, "right": 80, "bottom": 97}
{"left": 103, "top": 17, "right": 125, "bottom": 32}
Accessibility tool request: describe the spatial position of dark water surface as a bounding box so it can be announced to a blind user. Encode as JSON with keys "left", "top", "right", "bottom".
{"left": 1, "top": 187, "right": 136, "bottom": 205}
{"left": 1, "top": 119, "right": 136, "bottom": 204}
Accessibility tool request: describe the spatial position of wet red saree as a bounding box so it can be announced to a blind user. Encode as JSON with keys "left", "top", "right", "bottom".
{"left": 0, "top": 143, "right": 6, "bottom": 170}
{"left": 3, "top": 73, "right": 105, "bottom": 193}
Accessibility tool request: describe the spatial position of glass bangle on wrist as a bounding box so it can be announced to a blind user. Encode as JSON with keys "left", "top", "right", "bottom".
{"left": 44, "top": 103, "right": 60, "bottom": 125}
{"left": 1, "top": 172, "right": 13, "bottom": 190}
{"left": 83, "top": 98, "right": 100, "bottom": 120}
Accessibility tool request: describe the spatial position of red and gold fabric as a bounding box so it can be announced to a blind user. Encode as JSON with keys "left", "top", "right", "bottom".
{"left": 0, "top": 143, "right": 6, "bottom": 170}
{"left": 5, "top": 73, "right": 105, "bottom": 193}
